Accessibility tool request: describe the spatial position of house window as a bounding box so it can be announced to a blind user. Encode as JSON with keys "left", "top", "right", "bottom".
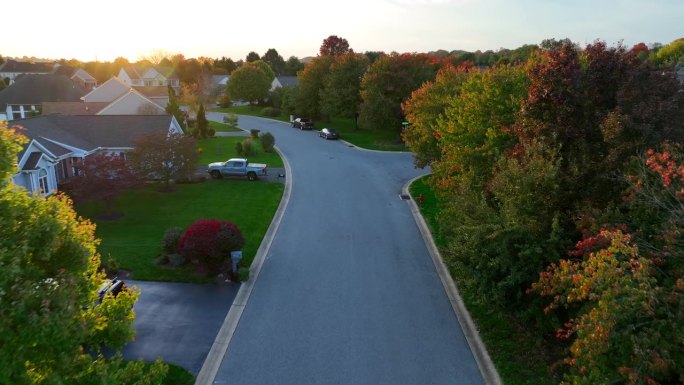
{"left": 39, "top": 169, "right": 49, "bottom": 195}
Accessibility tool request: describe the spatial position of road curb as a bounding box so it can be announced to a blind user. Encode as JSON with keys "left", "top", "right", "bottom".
{"left": 338, "top": 138, "right": 413, "bottom": 154}
{"left": 195, "top": 145, "right": 293, "bottom": 385}
{"left": 402, "top": 175, "right": 502, "bottom": 385}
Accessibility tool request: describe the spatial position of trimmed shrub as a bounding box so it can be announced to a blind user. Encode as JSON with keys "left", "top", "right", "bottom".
{"left": 235, "top": 141, "right": 243, "bottom": 155}
{"left": 241, "top": 139, "right": 257, "bottom": 156}
{"left": 260, "top": 132, "right": 275, "bottom": 153}
{"left": 218, "top": 94, "right": 232, "bottom": 108}
{"left": 177, "top": 219, "right": 244, "bottom": 275}
{"left": 261, "top": 107, "right": 280, "bottom": 117}
{"left": 168, "top": 253, "right": 187, "bottom": 267}
{"left": 207, "top": 127, "right": 216, "bottom": 137}
{"left": 162, "top": 226, "right": 184, "bottom": 254}
{"left": 250, "top": 129, "right": 260, "bottom": 138}
{"left": 223, "top": 113, "right": 238, "bottom": 127}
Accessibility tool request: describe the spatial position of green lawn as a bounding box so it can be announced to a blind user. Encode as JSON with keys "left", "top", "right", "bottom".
{"left": 208, "top": 120, "right": 241, "bottom": 132}
{"left": 409, "top": 175, "right": 556, "bottom": 385}
{"left": 197, "top": 136, "right": 284, "bottom": 168}
{"left": 211, "top": 105, "right": 406, "bottom": 151}
{"left": 77, "top": 180, "right": 284, "bottom": 283}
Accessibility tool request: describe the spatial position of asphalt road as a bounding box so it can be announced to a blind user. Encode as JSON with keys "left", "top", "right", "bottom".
{"left": 209, "top": 115, "right": 485, "bottom": 385}
{"left": 122, "top": 280, "right": 239, "bottom": 374}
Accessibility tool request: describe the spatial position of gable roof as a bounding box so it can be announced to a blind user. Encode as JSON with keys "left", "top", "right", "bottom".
{"left": 212, "top": 75, "right": 229, "bottom": 85}
{"left": 132, "top": 86, "right": 169, "bottom": 98}
{"left": 96, "top": 89, "right": 165, "bottom": 114}
{"left": 81, "top": 76, "right": 129, "bottom": 103}
{"left": 42, "top": 102, "right": 109, "bottom": 115}
{"left": 0, "top": 74, "right": 88, "bottom": 108}
{"left": 120, "top": 66, "right": 141, "bottom": 80}
{"left": 155, "top": 66, "right": 178, "bottom": 79}
{"left": 71, "top": 68, "right": 96, "bottom": 81}
{"left": 11, "top": 115, "right": 175, "bottom": 154}
{"left": 276, "top": 76, "right": 298, "bottom": 88}
{"left": 0, "top": 60, "right": 55, "bottom": 74}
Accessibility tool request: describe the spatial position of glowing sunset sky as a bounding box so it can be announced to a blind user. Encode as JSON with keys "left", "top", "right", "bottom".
{"left": 5, "top": 0, "right": 682, "bottom": 62}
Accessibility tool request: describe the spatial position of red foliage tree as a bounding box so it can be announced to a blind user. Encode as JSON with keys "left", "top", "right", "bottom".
{"left": 177, "top": 219, "right": 244, "bottom": 274}
{"left": 319, "top": 35, "right": 352, "bottom": 57}
{"left": 63, "top": 152, "right": 141, "bottom": 216}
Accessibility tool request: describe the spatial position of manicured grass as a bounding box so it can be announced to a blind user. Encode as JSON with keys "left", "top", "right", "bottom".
{"left": 211, "top": 105, "right": 406, "bottom": 151}
{"left": 208, "top": 120, "right": 241, "bottom": 132}
{"left": 76, "top": 180, "right": 284, "bottom": 283}
{"left": 409, "top": 175, "right": 556, "bottom": 385}
{"left": 197, "top": 136, "right": 284, "bottom": 168}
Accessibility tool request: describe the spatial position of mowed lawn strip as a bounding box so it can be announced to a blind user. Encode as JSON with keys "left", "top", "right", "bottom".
{"left": 78, "top": 180, "right": 284, "bottom": 283}
{"left": 208, "top": 120, "right": 242, "bottom": 132}
{"left": 211, "top": 105, "right": 406, "bottom": 151}
{"left": 197, "top": 136, "right": 284, "bottom": 168}
{"left": 409, "top": 175, "right": 555, "bottom": 385}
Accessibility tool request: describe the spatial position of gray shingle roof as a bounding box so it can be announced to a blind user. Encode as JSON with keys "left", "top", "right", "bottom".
{"left": 22, "top": 152, "right": 43, "bottom": 171}
{"left": 277, "top": 76, "right": 298, "bottom": 88}
{"left": 0, "top": 60, "right": 54, "bottom": 74}
{"left": 132, "top": 86, "right": 169, "bottom": 97}
{"left": 0, "top": 74, "right": 88, "bottom": 108}
{"left": 11, "top": 115, "right": 174, "bottom": 155}
{"left": 42, "top": 102, "right": 108, "bottom": 115}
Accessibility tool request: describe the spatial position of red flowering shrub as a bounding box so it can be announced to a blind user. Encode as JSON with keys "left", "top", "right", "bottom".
{"left": 177, "top": 219, "right": 244, "bottom": 274}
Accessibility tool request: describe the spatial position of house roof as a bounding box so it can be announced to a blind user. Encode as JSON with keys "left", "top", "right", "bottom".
{"left": 0, "top": 60, "right": 55, "bottom": 74}
{"left": 42, "top": 102, "right": 108, "bottom": 115}
{"left": 71, "top": 68, "right": 96, "bottom": 81}
{"left": 132, "top": 86, "right": 169, "bottom": 98}
{"left": 22, "top": 152, "right": 43, "bottom": 171}
{"left": 12, "top": 115, "right": 174, "bottom": 153}
{"left": 276, "top": 76, "right": 298, "bottom": 88}
{"left": 121, "top": 66, "right": 141, "bottom": 80}
{"left": 0, "top": 74, "right": 88, "bottom": 107}
{"left": 212, "top": 75, "right": 229, "bottom": 85}
{"left": 155, "top": 66, "right": 178, "bottom": 79}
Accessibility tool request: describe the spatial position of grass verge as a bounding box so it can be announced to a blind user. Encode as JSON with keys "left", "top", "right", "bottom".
{"left": 197, "top": 136, "right": 284, "bottom": 168}
{"left": 77, "top": 180, "right": 284, "bottom": 283}
{"left": 211, "top": 105, "right": 406, "bottom": 151}
{"left": 409, "top": 175, "right": 555, "bottom": 385}
{"left": 208, "top": 120, "right": 241, "bottom": 132}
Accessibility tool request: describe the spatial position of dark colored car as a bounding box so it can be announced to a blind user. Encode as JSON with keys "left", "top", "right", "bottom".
{"left": 97, "top": 278, "right": 125, "bottom": 303}
{"left": 292, "top": 117, "right": 314, "bottom": 130}
{"left": 319, "top": 128, "right": 339, "bottom": 140}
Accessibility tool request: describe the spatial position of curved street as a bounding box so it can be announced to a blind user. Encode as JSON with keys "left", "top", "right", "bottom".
{"left": 208, "top": 114, "right": 484, "bottom": 385}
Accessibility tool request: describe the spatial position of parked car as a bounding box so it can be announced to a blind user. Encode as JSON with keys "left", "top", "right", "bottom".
{"left": 292, "top": 117, "right": 314, "bottom": 130}
{"left": 208, "top": 158, "right": 268, "bottom": 181}
{"left": 97, "top": 278, "right": 126, "bottom": 304}
{"left": 319, "top": 128, "right": 339, "bottom": 140}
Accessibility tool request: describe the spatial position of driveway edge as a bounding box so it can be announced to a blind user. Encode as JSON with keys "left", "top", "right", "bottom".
{"left": 402, "top": 175, "right": 502, "bottom": 385}
{"left": 195, "top": 146, "right": 292, "bottom": 385}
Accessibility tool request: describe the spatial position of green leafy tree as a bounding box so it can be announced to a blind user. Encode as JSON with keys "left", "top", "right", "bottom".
{"left": 165, "top": 85, "right": 186, "bottom": 129}
{"left": 262, "top": 48, "right": 286, "bottom": 76}
{"left": 320, "top": 53, "right": 369, "bottom": 119}
{"left": 0, "top": 77, "right": 6, "bottom": 91}
{"left": 194, "top": 103, "right": 209, "bottom": 139}
{"left": 651, "top": 37, "right": 684, "bottom": 67}
{"left": 128, "top": 131, "right": 200, "bottom": 190}
{"left": 0, "top": 122, "right": 168, "bottom": 384}
{"left": 284, "top": 56, "right": 304, "bottom": 76}
{"left": 246, "top": 51, "right": 260, "bottom": 62}
{"left": 401, "top": 63, "right": 472, "bottom": 168}
{"left": 294, "top": 55, "right": 334, "bottom": 118}
{"left": 249, "top": 60, "right": 276, "bottom": 82}
{"left": 227, "top": 62, "right": 273, "bottom": 104}
{"left": 359, "top": 53, "right": 443, "bottom": 131}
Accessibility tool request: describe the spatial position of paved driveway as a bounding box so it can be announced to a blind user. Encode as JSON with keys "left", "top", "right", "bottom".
{"left": 209, "top": 115, "right": 484, "bottom": 384}
{"left": 122, "top": 281, "right": 239, "bottom": 374}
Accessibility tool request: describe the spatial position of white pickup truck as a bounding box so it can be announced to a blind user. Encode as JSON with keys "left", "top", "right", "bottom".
{"left": 208, "top": 158, "right": 267, "bottom": 181}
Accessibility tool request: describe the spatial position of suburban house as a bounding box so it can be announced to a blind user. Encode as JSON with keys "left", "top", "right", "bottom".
{"left": 271, "top": 76, "right": 298, "bottom": 90}
{"left": 10, "top": 114, "right": 184, "bottom": 196}
{"left": 0, "top": 60, "right": 55, "bottom": 84}
{"left": 82, "top": 77, "right": 169, "bottom": 108}
{"left": 0, "top": 74, "right": 89, "bottom": 120}
{"left": 118, "top": 66, "right": 180, "bottom": 94}
{"left": 70, "top": 68, "right": 98, "bottom": 90}
{"left": 211, "top": 75, "right": 229, "bottom": 98}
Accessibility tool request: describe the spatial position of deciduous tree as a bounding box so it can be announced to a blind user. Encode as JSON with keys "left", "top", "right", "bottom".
{"left": 128, "top": 131, "right": 199, "bottom": 190}
{"left": 320, "top": 35, "right": 352, "bottom": 56}
{"left": 0, "top": 122, "right": 167, "bottom": 384}
{"left": 320, "top": 53, "right": 369, "bottom": 119}
{"left": 262, "top": 48, "right": 286, "bottom": 76}
{"left": 227, "top": 62, "right": 273, "bottom": 104}
{"left": 294, "top": 55, "right": 334, "bottom": 118}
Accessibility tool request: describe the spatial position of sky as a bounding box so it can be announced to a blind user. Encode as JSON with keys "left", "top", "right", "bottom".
{"left": 4, "top": 0, "right": 683, "bottom": 62}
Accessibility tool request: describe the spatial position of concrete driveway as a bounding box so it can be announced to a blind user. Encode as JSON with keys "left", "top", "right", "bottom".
{"left": 122, "top": 280, "right": 239, "bottom": 374}
{"left": 205, "top": 115, "right": 485, "bottom": 384}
